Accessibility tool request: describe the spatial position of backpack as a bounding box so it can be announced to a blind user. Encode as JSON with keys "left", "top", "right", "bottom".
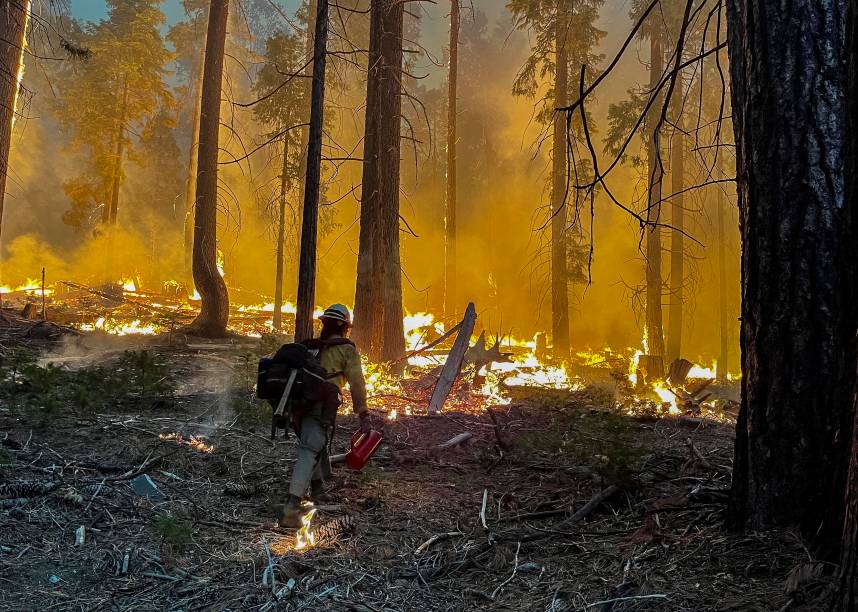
{"left": 257, "top": 338, "right": 355, "bottom": 439}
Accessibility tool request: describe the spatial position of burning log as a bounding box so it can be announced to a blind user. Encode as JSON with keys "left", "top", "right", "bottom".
{"left": 666, "top": 358, "right": 693, "bottom": 385}
{"left": 428, "top": 302, "right": 477, "bottom": 414}
{"left": 635, "top": 355, "right": 664, "bottom": 386}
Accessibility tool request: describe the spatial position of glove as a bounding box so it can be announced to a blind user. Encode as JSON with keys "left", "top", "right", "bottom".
{"left": 358, "top": 411, "right": 372, "bottom": 434}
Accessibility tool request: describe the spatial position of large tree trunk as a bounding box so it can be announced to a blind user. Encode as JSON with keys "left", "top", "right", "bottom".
{"left": 354, "top": 0, "right": 405, "bottom": 364}
{"left": 190, "top": 0, "right": 230, "bottom": 337}
{"left": 715, "top": 185, "right": 729, "bottom": 376}
{"left": 184, "top": 49, "right": 204, "bottom": 288}
{"left": 0, "top": 0, "right": 28, "bottom": 251}
{"left": 725, "top": 0, "right": 851, "bottom": 559}
{"left": 273, "top": 135, "right": 289, "bottom": 331}
{"left": 294, "top": 0, "right": 329, "bottom": 342}
{"left": 106, "top": 74, "right": 129, "bottom": 226}
{"left": 551, "top": 1, "right": 570, "bottom": 361}
{"left": 836, "top": 1, "right": 858, "bottom": 607}
{"left": 644, "top": 34, "right": 665, "bottom": 362}
{"left": 666, "top": 90, "right": 684, "bottom": 363}
{"left": 443, "top": 0, "right": 459, "bottom": 319}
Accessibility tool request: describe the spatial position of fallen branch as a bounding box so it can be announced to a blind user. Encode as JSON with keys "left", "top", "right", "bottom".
{"left": 414, "top": 531, "right": 463, "bottom": 555}
{"left": 433, "top": 432, "right": 473, "bottom": 452}
{"left": 428, "top": 303, "right": 477, "bottom": 414}
{"left": 586, "top": 594, "right": 668, "bottom": 609}
{"left": 490, "top": 541, "right": 521, "bottom": 600}
{"left": 554, "top": 485, "right": 621, "bottom": 530}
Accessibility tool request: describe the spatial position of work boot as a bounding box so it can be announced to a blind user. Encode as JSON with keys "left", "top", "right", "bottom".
{"left": 310, "top": 479, "right": 334, "bottom": 503}
{"left": 278, "top": 494, "right": 304, "bottom": 529}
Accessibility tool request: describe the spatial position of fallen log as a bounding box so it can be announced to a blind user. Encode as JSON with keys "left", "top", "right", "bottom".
{"left": 428, "top": 303, "right": 477, "bottom": 414}
{"left": 434, "top": 432, "right": 473, "bottom": 452}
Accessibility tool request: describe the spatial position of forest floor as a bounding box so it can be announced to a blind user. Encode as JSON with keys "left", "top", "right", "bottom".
{"left": 0, "top": 329, "right": 826, "bottom": 611}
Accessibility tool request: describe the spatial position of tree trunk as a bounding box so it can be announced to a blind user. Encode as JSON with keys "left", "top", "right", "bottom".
{"left": 443, "top": 0, "right": 459, "bottom": 319}
{"left": 190, "top": 0, "right": 230, "bottom": 337}
{"left": 666, "top": 90, "right": 684, "bottom": 363}
{"left": 724, "top": 0, "right": 851, "bottom": 559}
{"left": 106, "top": 74, "right": 129, "bottom": 226}
{"left": 354, "top": 0, "right": 405, "bottom": 364}
{"left": 551, "top": 1, "right": 570, "bottom": 361}
{"left": 836, "top": 1, "right": 858, "bottom": 607}
{"left": 273, "top": 135, "right": 289, "bottom": 331}
{"left": 294, "top": 0, "right": 329, "bottom": 343}
{"left": 294, "top": 0, "right": 316, "bottom": 243}
{"left": 716, "top": 174, "right": 729, "bottom": 380}
{"left": 644, "top": 34, "right": 665, "bottom": 362}
{"left": 0, "top": 0, "right": 28, "bottom": 252}
{"left": 184, "top": 48, "right": 205, "bottom": 288}
{"left": 352, "top": 0, "right": 382, "bottom": 352}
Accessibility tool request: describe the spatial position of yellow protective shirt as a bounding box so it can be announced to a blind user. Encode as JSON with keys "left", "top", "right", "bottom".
{"left": 318, "top": 340, "right": 369, "bottom": 414}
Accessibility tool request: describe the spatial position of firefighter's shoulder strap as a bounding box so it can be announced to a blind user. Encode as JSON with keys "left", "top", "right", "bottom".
{"left": 302, "top": 337, "right": 356, "bottom": 380}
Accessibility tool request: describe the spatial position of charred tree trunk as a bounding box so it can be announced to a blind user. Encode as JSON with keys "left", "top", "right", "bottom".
{"left": 106, "top": 74, "right": 129, "bottom": 226}
{"left": 551, "top": 2, "right": 570, "bottom": 361}
{"left": 273, "top": 135, "right": 289, "bottom": 331}
{"left": 354, "top": 0, "right": 405, "bottom": 363}
{"left": 0, "top": 0, "right": 28, "bottom": 250}
{"left": 644, "top": 34, "right": 665, "bottom": 362}
{"left": 184, "top": 49, "right": 204, "bottom": 288}
{"left": 444, "top": 0, "right": 459, "bottom": 319}
{"left": 666, "top": 90, "right": 685, "bottom": 363}
{"left": 189, "top": 0, "right": 230, "bottom": 337}
{"left": 837, "top": 1, "right": 858, "bottom": 607}
{"left": 295, "top": 0, "right": 316, "bottom": 232}
{"left": 294, "top": 0, "right": 329, "bottom": 342}
{"left": 716, "top": 174, "right": 729, "bottom": 380}
{"left": 725, "top": 0, "right": 851, "bottom": 559}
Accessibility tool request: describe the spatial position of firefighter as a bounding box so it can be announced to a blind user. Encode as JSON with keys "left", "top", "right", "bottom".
{"left": 279, "top": 303, "right": 371, "bottom": 528}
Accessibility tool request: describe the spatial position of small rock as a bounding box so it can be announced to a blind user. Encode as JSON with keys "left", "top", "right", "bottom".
{"left": 518, "top": 562, "right": 542, "bottom": 574}
{"left": 130, "top": 474, "right": 164, "bottom": 500}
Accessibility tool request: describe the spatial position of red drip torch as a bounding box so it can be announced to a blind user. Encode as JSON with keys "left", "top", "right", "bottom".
{"left": 346, "top": 430, "right": 383, "bottom": 471}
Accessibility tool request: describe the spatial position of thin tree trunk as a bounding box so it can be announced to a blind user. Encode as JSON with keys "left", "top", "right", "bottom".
{"left": 724, "top": 0, "right": 851, "bottom": 559}
{"left": 294, "top": 0, "right": 316, "bottom": 239}
{"left": 184, "top": 48, "right": 205, "bottom": 288}
{"left": 190, "top": 0, "right": 230, "bottom": 337}
{"left": 107, "top": 74, "right": 129, "bottom": 226}
{"left": 273, "top": 135, "right": 289, "bottom": 331}
{"left": 294, "top": 0, "right": 329, "bottom": 342}
{"left": 353, "top": 0, "right": 383, "bottom": 353}
{"left": 666, "top": 90, "right": 684, "bottom": 362}
{"left": 443, "top": 0, "right": 459, "bottom": 319}
{"left": 716, "top": 176, "right": 729, "bottom": 380}
{"left": 0, "top": 0, "right": 28, "bottom": 252}
{"left": 551, "top": 1, "right": 570, "bottom": 361}
{"left": 644, "top": 34, "right": 665, "bottom": 362}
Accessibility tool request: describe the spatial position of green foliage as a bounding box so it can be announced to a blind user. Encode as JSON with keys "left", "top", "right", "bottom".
{"left": 53, "top": 0, "right": 174, "bottom": 231}
{"left": 152, "top": 515, "right": 193, "bottom": 548}
{"left": 0, "top": 347, "right": 174, "bottom": 415}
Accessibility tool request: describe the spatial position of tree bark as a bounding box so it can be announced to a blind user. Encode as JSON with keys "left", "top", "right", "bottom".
{"left": 551, "top": 1, "right": 570, "bottom": 361}
{"left": 724, "top": 0, "right": 850, "bottom": 559}
{"left": 106, "top": 74, "right": 129, "bottom": 226}
{"left": 273, "top": 135, "right": 289, "bottom": 331}
{"left": 836, "top": 1, "right": 858, "bottom": 607}
{"left": 190, "top": 0, "right": 230, "bottom": 337}
{"left": 666, "top": 89, "right": 684, "bottom": 363}
{"left": 644, "top": 34, "right": 665, "bottom": 363}
{"left": 184, "top": 48, "right": 205, "bottom": 288}
{"left": 294, "top": 0, "right": 316, "bottom": 247}
{"left": 294, "top": 0, "right": 329, "bottom": 343}
{"left": 354, "top": 0, "right": 405, "bottom": 364}
{"left": 0, "top": 0, "right": 28, "bottom": 251}
{"left": 443, "top": 0, "right": 459, "bottom": 319}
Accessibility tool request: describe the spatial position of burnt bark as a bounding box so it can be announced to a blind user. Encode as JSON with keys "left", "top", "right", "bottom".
{"left": 444, "top": 0, "right": 459, "bottom": 319}
{"left": 645, "top": 35, "right": 665, "bottom": 362}
{"left": 353, "top": 0, "right": 405, "bottom": 363}
{"left": 273, "top": 135, "right": 289, "bottom": 331}
{"left": 294, "top": 0, "right": 329, "bottom": 342}
{"left": 716, "top": 178, "right": 729, "bottom": 379}
{"left": 0, "top": 0, "right": 27, "bottom": 249}
{"left": 189, "top": 0, "right": 230, "bottom": 337}
{"left": 837, "top": 0, "right": 858, "bottom": 607}
{"left": 725, "top": 0, "right": 850, "bottom": 558}
{"left": 551, "top": 1, "right": 570, "bottom": 361}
